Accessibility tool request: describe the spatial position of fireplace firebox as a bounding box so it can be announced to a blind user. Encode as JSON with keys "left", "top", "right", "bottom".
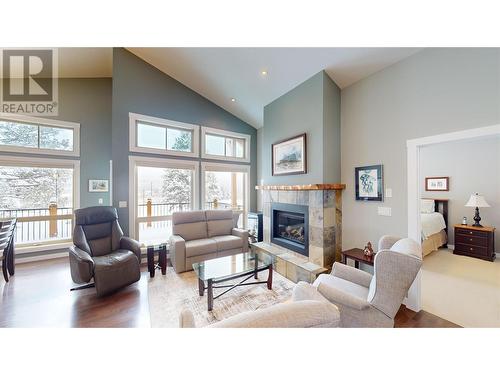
{"left": 271, "top": 203, "right": 309, "bottom": 256}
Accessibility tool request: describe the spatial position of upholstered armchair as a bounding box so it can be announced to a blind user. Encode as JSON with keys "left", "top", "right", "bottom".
{"left": 69, "top": 206, "right": 141, "bottom": 297}
{"left": 313, "top": 236, "right": 422, "bottom": 327}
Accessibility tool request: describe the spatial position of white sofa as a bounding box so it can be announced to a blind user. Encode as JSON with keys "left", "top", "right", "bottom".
{"left": 179, "top": 281, "right": 340, "bottom": 328}
{"left": 170, "top": 210, "right": 249, "bottom": 273}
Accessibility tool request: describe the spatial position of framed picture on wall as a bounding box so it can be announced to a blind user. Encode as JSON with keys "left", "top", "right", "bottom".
{"left": 272, "top": 133, "right": 307, "bottom": 176}
{"left": 355, "top": 165, "right": 383, "bottom": 201}
{"left": 89, "top": 179, "right": 109, "bottom": 192}
{"left": 425, "top": 176, "right": 449, "bottom": 191}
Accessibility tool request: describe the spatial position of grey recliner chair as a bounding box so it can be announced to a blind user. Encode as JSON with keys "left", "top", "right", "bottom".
{"left": 69, "top": 206, "right": 141, "bottom": 297}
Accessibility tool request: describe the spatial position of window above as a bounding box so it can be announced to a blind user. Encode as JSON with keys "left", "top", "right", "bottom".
{"left": 201, "top": 127, "right": 250, "bottom": 162}
{"left": 0, "top": 115, "right": 79, "bottom": 156}
{"left": 129, "top": 113, "right": 199, "bottom": 157}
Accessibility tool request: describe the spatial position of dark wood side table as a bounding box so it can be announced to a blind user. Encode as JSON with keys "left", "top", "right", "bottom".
{"left": 342, "top": 248, "right": 374, "bottom": 269}
{"left": 145, "top": 243, "right": 168, "bottom": 277}
{"left": 454, "top": 224, "right": 495, "bottom": 262}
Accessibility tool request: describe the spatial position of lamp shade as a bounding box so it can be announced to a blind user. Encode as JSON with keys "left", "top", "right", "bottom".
{"left": 465, "top": 193, "right": 490, "bottom": 208}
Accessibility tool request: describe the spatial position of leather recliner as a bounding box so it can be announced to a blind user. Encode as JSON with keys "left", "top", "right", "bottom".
{"left": 69, "top": 206, "right": 141, "bottom": 297}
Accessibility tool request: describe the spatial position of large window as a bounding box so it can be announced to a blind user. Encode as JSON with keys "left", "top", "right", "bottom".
{"left": 0, "top": 115, "right": 79, "bottom": 156}
{"left": 0, "top": 156, "right": 79, "bottom": 247}
{"left": 201, "top": 127, "right": 250, "bottom": 162}
{"left": 129, "top": 156, "right": 199, "bottom": 244}
{"left": 129, "top": 113, "right": 199, "bottom": 157}
{"left": 201, "top": 162, "right": 250, "bottom": 228}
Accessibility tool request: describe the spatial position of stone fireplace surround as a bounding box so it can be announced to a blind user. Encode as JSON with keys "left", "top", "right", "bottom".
{"left": 252, "top": 184, "right": 344, "bottom": 283}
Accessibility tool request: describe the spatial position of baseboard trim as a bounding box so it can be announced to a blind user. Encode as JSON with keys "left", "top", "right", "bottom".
{"left": 16, "top": 251, "right": 69, "bottom": 264}
{"left": 447, "top": 244, "right": 455, "bottom": 250}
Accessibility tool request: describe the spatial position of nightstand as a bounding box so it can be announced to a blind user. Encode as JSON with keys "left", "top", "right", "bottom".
{"left": 453, "top": 224, "right": 495, "bottom": 262}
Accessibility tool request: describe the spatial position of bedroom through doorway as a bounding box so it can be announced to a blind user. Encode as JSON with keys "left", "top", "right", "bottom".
{"left": 416, "top": 133, "right": 500, "bottom": 327}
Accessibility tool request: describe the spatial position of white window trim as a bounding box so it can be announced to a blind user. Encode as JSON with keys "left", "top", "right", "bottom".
{"left": 129, "top": 112, "right": 200, "bottom": 158}
{"left": 128, "top": 155, "right": 200, "bottom": 240}
{"left": 0, "top": 154, "right": 80, "bottom": 252}
{"left": 0, "top": 113, "right": 80, "bottom": 157}
{"left": 201, "top": 161, "right": 250, "bottom": 228}
{"left": 201, "top": 126, "right": 251, "bottom": 163}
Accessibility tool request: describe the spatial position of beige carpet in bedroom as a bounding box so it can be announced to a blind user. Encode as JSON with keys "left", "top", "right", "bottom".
{"left": 422, "top": 249, "right": 500, "bottom": 327}
{"left": 148, "top": 267, "right": 295, "bottom": 327}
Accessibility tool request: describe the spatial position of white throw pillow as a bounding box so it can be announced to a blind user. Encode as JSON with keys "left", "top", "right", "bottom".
{"left": 420, "top": 199, "right": 435, "bottom": 214}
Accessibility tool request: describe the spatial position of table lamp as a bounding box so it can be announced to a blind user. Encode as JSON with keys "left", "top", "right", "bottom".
{"left": 465, "top": 192, "right": 490, "bottom": 227}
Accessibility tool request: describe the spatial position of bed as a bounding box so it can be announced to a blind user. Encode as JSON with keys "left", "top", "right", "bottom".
{"left": 421, "top": 198, "right": 448, "bottom": 257}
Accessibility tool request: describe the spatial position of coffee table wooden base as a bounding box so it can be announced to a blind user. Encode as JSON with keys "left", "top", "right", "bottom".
{"left": 198, "top": 264, "right": 273, "bottom": 311}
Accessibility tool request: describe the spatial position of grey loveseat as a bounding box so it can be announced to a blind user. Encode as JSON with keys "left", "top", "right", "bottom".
{"left": 170, "top": 210, "right": 248, "bottom": 273}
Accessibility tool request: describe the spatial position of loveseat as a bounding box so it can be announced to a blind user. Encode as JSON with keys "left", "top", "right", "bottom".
{"left": 170, "top": 209, "right": 249, "bottom": 273}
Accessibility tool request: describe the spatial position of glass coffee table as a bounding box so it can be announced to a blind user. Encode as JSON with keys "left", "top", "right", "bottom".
{"left": 193, "top": 251, "right": 274, "bottom": 311}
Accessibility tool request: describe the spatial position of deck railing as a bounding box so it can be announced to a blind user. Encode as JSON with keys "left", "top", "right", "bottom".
{"left": 0, "top": 200, "right": 245, "bottom": 245}
{"left": 0, "top": 205, "right": 73, "bottom": 245}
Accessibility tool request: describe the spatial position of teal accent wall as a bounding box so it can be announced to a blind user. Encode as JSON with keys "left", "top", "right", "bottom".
{"left": 55, "top": 79, "right": 112, "bottom": 208}
{"left": 261, "top": 71, "right": 341, "bottom": 185}
{"left": 112, "top": 48, "right": 257, "bottom": 235}
{"left": 0, "top": 78, "right": 112, "bottom": 209}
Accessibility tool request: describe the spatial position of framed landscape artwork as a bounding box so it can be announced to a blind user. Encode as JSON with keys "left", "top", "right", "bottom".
{"left": 89, "top": 179, "right": 109, "bottom": 192}
{"left": 425, "top": 177, "right": 449, "bottom": 191}
{"left": 272, "top": 133, "right": 307, "bottom": 176}
{"left": 355, "top": 164, "right": 383, "bottom": 201}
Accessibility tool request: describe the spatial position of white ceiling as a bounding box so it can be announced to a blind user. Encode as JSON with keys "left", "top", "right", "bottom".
{"left": 127, "top": 48, "right": 422, "bottom": 128}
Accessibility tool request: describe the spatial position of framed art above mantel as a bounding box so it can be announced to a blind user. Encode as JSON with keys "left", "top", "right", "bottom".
{"left": 272, "top": 133, "right": 307, "bottom": 176}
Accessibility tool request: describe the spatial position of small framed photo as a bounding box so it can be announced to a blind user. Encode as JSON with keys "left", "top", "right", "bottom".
{"left": 355, "top": 165, "right": 383, "bottom": 201}
{"left": 89, "top": 179, "right": 109, "bottom": 192}
{"left": 272, "top": 133, "right": 307, "bottom": 176}
{"left": 425, "top": 177, "right": 449, "bottom": 191}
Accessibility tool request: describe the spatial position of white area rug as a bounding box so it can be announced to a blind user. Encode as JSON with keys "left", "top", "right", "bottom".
{"left": 422, "top": 249, "right": 500, "bottom": 327}
{"left": 148, "top": 266, "right": 295, "bottom": 327}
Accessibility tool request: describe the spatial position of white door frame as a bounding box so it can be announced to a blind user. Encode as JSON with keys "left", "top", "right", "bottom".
{"left": 406, "top": 124, "right": 500, "bottom": 311}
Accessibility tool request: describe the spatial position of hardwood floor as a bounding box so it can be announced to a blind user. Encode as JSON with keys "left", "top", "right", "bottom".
{"left": 0, "top": 257, "right": 150, "bottom": 328}
{"left": 0, "top": 257, "right": 459, "bottom": 328}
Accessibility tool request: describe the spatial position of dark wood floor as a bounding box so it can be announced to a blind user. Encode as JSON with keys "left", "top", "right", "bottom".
{"left": 0, "top": 257, "right": 459, "bottom": 328}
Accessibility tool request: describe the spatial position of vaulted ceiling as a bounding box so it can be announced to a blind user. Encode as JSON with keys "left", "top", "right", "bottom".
{"left": 56, "top": 47, "right": 422, "bottom": 128}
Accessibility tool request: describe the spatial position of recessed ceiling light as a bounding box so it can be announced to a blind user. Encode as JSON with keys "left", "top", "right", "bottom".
{"left": 231, "top": 98, "right": 236, "bottom": 102}
{"left": 261, "top": 70, "right": 268, "bottom": 76}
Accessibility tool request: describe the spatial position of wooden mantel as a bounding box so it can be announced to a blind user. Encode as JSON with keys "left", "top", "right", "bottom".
{"left": 255, "top": 184, "right": 345, "bottom": 191}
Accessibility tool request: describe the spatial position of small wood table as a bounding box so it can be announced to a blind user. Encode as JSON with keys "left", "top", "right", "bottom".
{"left": 342, "top": 248, "right": 374, "bottom": 269}
{"left": 144, "top": 242, "right": 168, "bottom": 277}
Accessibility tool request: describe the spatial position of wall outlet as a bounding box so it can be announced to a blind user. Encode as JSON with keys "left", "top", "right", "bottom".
{"left": 378, "top": 207, "right": 392, "bottom": 216}
{"left": 119, "top": 201, "right": 127, "bottom": 208}
{"left": 98, "top": 198, "right": 103, "bottom": 205}
{"left": 385, "top": 188, "right": 393, "bottom": 198}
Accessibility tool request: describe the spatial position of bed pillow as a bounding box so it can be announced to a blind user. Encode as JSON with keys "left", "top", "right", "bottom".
{"left": 421, "top": 199, "right": 435, "bottom": 214}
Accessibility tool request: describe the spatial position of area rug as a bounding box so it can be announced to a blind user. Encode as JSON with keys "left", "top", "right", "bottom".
{"left": 147, "top": 266, "right": 295, "bottom": 327}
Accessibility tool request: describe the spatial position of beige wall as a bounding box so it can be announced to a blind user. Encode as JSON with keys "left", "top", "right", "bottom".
{"left": 341, "top": 48, "right": 500, "bottom": 250}
{"left": 420, "top": 136, "right": 500, "bottom": 250}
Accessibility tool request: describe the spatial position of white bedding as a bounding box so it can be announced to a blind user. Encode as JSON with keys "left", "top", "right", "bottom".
{"left": 421, "top": 212, "right": 446, "bottom": 239}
